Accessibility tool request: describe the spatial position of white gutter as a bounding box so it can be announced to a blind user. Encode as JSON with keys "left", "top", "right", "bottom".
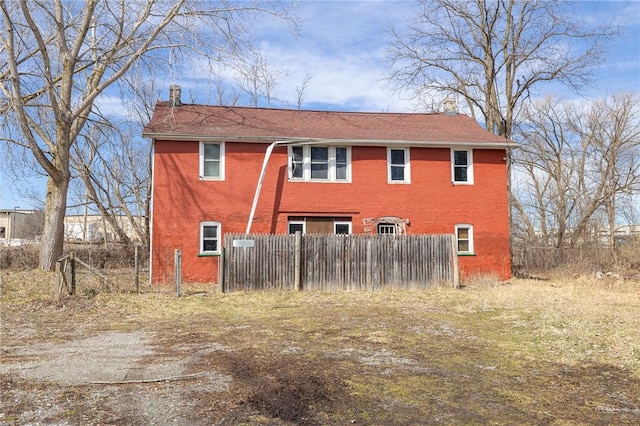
{"left": 148, "top": 139, "right": 155, "bottom": 285}
{"left": 142, "top": 133, "right": 515, "bottom": 149}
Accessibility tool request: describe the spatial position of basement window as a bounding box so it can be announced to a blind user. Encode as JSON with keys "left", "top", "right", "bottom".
{"left": 377, "top": 223, "right": 396, "bottom": 234}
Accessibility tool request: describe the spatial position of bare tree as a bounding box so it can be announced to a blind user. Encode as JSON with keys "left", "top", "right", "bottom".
{"left": 513, "top": 97, "right": 586, "bottom": 257}
{"left": 235, "top": 52, "right": 283, "bottom": 107}
{"left": 71, "top": 124, "right": 146, "bottom": 246}
{"left": 387, "top": 0, "right": 617, "bottom": 137}
{"left": 296, "top": 73, "right": 312, "bottom": 110}
{"left": 68, "top": 69, "right": 161, "bottom": 250}
{"left": 513, "top": 92, "right": 640, "bottom": 263}
{"left": 567, "top": 92, "right": 640, "bottom": 260}
{"left": 0, "top": 0, "right": 294, "bottom": 270}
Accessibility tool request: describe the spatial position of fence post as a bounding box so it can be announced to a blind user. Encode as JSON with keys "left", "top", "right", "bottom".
{"left": 175, "top": 249, "right": 182, "bottom": 297}
{"left": 294, "top": 231, "right": 302, "bottom": 291}
{"left": 69, "top": 252, "right": 76, "bottom": 295}
{"left": 218, "top": 246, "right": 225, "bottom": 293}
{"left": 451, "top": 234, "right": 460, "bottom": 288}
{"left": 134, "top": 245, "right": 140, "bottom": 293}
{"left": 56, "top": 260, "right": 63, "bottom": 301}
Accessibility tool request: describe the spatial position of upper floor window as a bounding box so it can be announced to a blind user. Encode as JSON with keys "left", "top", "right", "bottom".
{"left": 388, "top": 147, "right": 410, "bottom": 183}
{"left": 452, "top": 149, "right": 473, "bottom": 184}
{"left": 200, "top": 142, "right": 225, "bottom": 180}
{"left": 455, "top": 224, "right": 474, "bottom": 254}
{"left": 289, "top": 145, "right": 350, "bottom": 182}
{"left": 200, "top": 221, "right": 221, "bottom": 254}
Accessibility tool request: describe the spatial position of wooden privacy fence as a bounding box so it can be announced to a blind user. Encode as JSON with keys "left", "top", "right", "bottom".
{"left": 221, "top": 233, "right": 459, "bottom": 292}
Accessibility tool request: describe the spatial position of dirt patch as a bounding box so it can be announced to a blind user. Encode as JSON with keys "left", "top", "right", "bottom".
{"left": 204, "top": 351, "right": 351, "bottom": 426}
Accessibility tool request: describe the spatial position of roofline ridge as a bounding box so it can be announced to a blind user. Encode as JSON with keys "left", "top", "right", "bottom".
{"left": 153, "top": 101, "right": 445, "bottom": 117}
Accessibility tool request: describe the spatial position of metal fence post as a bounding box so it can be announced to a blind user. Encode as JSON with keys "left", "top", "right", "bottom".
{"left": 175, "top": 249, "right": 182, "bottom": 297}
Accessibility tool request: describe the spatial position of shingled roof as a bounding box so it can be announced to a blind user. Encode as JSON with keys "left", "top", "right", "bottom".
{"left": 143, "top": 102, "right": 514, "bottom": 148}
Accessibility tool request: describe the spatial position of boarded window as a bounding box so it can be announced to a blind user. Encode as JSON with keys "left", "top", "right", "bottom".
{"left": 288, "top": 216, "right": 352, "bottom": 235}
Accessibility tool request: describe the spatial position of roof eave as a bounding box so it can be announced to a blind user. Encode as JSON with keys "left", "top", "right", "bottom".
{"left": 143, "top": 133, "right": 516, "bottom": 149}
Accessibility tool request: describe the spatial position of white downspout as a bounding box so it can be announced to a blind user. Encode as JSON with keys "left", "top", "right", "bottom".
{"left": 245, "top": 139, "right": 326, "bottom": 234}
{"left": 246, "top": 141, "right": 281, "bottom": 234}
{"left": 149, "top": 141, "right": 156, "bottom": 285}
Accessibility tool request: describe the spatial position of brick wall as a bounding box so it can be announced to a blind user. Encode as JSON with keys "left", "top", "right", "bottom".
{"left": 151, "top": 140, "right": 510, "bottom": 283}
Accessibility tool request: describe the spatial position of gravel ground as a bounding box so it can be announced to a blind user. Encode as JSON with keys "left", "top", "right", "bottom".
{"left": 1, "top": 330, "right": 234, "bottom": 425}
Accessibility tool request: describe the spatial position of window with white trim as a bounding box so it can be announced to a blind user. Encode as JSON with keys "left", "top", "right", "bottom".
{"left": 199, "top": 142, "right": 225, "bottom": 180}
{"left": 288, "top": 220, "right": 305, "bottom": 234}
{"left": 200, "top": 221, "right": 221, "bottom": 254}
{"left": 388, "top": 147, "right": 410, "bottom": 183}
{"left": 334, "top": 221, "right": 352, "bottom": 235}
{"left": 452, "top": 149, "right": 473, "bottom": 184}
{"left": 289, "top": 146, "right": 351, "bottom": 182}
{"left": 455, "top": 224, "right": 474, "bottom": 254}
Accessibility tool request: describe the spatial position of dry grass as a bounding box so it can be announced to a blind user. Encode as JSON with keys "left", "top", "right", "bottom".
{"left": 2, "top": 270, "right": 640, "bottom": 425}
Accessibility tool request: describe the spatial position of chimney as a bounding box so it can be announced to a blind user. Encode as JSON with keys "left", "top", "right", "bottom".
{"left": 442, "top": 96, "right": 457, "bottom": 115}
{"left": 169, "top": 84, "right": 182, "bottom": 106}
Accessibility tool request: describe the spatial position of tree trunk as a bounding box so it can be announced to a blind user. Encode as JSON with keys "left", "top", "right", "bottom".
{"left": 39, "top": 175, "right": 69, "bottom": 271}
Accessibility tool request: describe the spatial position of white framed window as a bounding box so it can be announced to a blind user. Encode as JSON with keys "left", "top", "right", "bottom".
{"left": 199, "top": 141, "right": 225, "bottom": 180}
{"left": 334, "top": 221, "right": 352, "bottom": 235}
{"left": 200, "top": 221, "right": 221, "bottom": 254}
{"left": 388, "top": 147, "right": 410, "bottom": 183}
{"left": 451, "top": 148, "right": 473, "bottom": 184}
{"left": 288, "top": 145, "right": 351, "bottom": 182}
{"left": 455, "top": 224, "right": 474, "bottom": 254}
{"left": 377, "top": 223, "right": 396, "bottom": 234}
{"left": 288, "top": 220, "right": 305, "bottom": 234}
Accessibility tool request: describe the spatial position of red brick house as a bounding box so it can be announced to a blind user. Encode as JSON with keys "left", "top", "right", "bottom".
{"left": 143, "top": 93, "right": 514, "bottom": 284}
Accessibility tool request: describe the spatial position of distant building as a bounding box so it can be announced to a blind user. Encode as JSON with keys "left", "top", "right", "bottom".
{"left": 0, "top": 209, "right": 44, "bottom": 245}
{"left": 64, "top": 214, "right": 145, "bottom": 244}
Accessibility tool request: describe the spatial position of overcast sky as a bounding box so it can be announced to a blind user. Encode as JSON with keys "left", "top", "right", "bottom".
{"left": 1, "top": 0, "right": 639, "bottom": 209}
